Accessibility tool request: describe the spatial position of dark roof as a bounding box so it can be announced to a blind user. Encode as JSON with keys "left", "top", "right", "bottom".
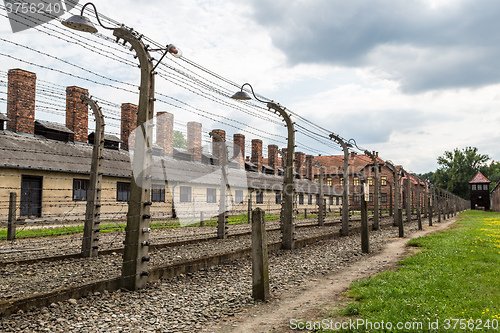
{"left": 0, "top": 131, "right": 338, "bottom": 195}
{"left": 0, "top": 113, "right": 10, "bottom": 121}
{"left": 469, "top": 172, "right": 491, "bottom": 184}
{"left": 89, "top": 132, "right": 122, "bottom": 143}
{"left": 35, "top": 120, "right": 74, "bottom": 134}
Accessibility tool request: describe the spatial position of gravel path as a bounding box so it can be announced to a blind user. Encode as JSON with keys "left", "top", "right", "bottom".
{"left": 0, "top": 216, "right": 435, "bottom": 332}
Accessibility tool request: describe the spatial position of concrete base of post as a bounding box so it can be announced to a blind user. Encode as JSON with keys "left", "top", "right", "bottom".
{"left": 252, "top": 208, "right": 270, "bottom": 301}
{"left": 398, "top": 208, "right": 404, "bottom": 238}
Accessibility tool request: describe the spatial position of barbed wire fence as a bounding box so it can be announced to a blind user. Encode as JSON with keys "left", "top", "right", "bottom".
{"left": 0, "top": 0, "right": 470, "bottom": 317}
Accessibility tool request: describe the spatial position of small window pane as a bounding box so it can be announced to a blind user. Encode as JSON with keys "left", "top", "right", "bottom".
{"left": 256, "top": 191, "right": 264, "bottom": 204}
{"left": 117, "top": 182, "right": 130, "bottom": 202}
{"left": 73, "top": 179, "right": 88, "bottom": 201}
{"left": 180, "top": 186, "right": 192, "bottom": 202}
{"left": 235, "top": 190, "right": 244, "bottom": 204}
{"left": 207, "top": 188, "right": 217, "bottom": 203}
{"left": 152, "top": 184, "right": 165, "bottom": 203}
{"left": 275, "top": 192, "right": 282, "bottom": 204}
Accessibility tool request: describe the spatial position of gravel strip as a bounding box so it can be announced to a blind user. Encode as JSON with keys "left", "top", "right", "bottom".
{"left": 0, "top": 217, "right": 351, "bottom": 300}
{"left": 0, "top": 216, "right": 436, "bottom": 332}
{"left": 0, "top": 216, "right": 348, "bottom": 262}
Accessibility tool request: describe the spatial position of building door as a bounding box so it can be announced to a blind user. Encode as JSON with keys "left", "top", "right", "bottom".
{"left": 20, "top": 176, "right": 43, "bottom": 217}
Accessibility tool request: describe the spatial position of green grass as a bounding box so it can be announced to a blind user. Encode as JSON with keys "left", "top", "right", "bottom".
{"left": 314, "top": 210, "right": 500, "bottom": 332}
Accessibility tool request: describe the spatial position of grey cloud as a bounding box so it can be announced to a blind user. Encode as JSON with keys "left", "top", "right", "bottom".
{"left": 250, "top": 0, "right": 500, "bottom": 93}
{"left": 302, "top": 108, "right": 430, "bottom": 147}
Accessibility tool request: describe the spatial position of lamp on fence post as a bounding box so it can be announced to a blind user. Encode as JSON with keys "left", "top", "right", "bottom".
{"left": 364, "top": 150, "right": 380, "bottom": 231}
{"left": 80, "top": 95, "right": 104, "bottom": 258}
{"left": 210, "top": 130, "right": 229, "bottom": 239}
{"left": 231, "top": 83, "right": 296, "bottom": 250}
{"left": 329, "top": 134, "right": 350, "bottom": 236}
{"left": 63, "top": 2, "right": 182, "bottom": 290}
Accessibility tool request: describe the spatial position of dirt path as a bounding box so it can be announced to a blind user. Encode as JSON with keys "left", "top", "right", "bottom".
{"left": 210, "top": 218, "right": 458, "bottom": 333}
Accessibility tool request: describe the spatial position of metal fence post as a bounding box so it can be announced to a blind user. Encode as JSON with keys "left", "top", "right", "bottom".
{"left": 314, "top": 160, "right": 324, "bottom": 226}
{"left": 118, "top": 27, "right": 155, "bottom": 291}
{"left": 329, "top": 134, "right": 350, "bottom": 236}
{"left": 252, "top": 208, "right": 270, "bottom": 301}
{"left": 365, "top": 151, "right": 379, "bottom": 231}
{"left": 361, "top": 180, "right": 369, "bottom": 253}
{"left": 81, "top": 95, "right": 104, "bottom": 258}
{"left": 7, "top": 192, "right": 17, "bottom": 241}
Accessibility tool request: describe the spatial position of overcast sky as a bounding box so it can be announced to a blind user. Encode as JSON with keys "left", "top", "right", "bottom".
{"left": 1, "top": 0, "right": 500, "bottom": 174}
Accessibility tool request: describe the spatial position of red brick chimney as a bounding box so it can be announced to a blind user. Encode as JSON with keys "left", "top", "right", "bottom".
{"left": 121, "top": 103, "right": 137, "bottom": 150}
{"left": 187, "top": 121, "right": 202, "bottom": 162}
{"left": 294, "top": 152, "right": 305, "bottom": 179}
{"left": 268, "top": 145, "right": 279, "bottom": 175}
{"left": 251, "top": 139, "right": 263, "bottom": 172}
{"left": 211, "top": 129, "right": 226, "bottom": 165}
{"left": 156, "top": 111, "right": 174, "bottom": 156}
{"left": 233, "top": 134, "right": 245, "bottom": 169}
{"left": 306, "top": 155, "right": 314, "bottom": 180}
{"left": 65, "top": 86, "right": 89, "bottom": 143}
{"left": 7, "top": 69, "right": 36, "bottom": 134}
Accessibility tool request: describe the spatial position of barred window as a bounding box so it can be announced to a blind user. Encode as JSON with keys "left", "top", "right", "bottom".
{"left": 275, "top": 192, "right": 282, "bottom": 204}
{"left": 180, "top": 186, "right": 192, "bottom": 202}
{"left": 235, "top": 190, "right": 244, "bottom": 204}
{"left": 299, "top": 193, "right": 304, "bottom": 205}
{"left": 207, "top": 188, "right": 217, "bottom": 203}
{"left": 117, "top": 182, "right": 130, "bottom": 202}
{"left": 151, "top": 184, "right": 165, "bottom": 202}
{"left": 256, "top": 191, "right": 264, "bottom": 204}
{"left": 73, "top": 179, "right": 88, "bottom": 201}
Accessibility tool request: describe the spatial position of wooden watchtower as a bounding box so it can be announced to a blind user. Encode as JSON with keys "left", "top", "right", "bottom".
{"left": 469, "top": 172, "right": 491, "bottom": 210}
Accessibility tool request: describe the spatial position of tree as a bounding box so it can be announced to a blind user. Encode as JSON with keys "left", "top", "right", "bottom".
{"left": 418, "top": 171, "right": 434, "bottom": 183}
{"left": 173, "top": 130, "right": 187, "bottom": 149}
{"left": 481, "top": 160, "right": 500, "bottom": 191}
{"left": 433, "top": 147, "right": 489, "bottom": 199}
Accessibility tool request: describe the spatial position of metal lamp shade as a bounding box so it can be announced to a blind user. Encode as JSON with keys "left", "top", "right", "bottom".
{"left": 62, "top": 15, "right": 98, "bottom": 33}
{"left": 231, "top": 90, "right": 252, "bottom": 100}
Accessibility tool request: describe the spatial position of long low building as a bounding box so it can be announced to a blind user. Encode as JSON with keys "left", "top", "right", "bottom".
{"left": 0, "top": 68, "right": 340, "bottom": 223}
